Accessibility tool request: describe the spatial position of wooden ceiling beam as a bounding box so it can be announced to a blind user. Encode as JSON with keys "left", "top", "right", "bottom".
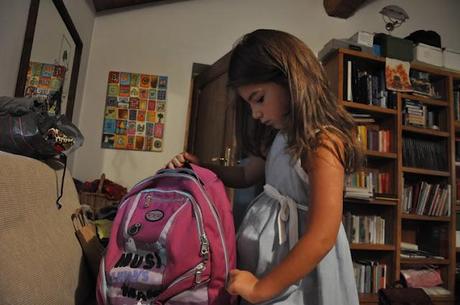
{"left": 324, "top": 0, "right": 367, "bottom": 18}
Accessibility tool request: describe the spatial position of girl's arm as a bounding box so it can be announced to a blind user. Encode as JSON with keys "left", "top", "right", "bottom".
{"left": 227, "top": 137, "right": 345, "bottom": 303}
{"left": 167, "top": 152, "right": 265, "bottom": 188}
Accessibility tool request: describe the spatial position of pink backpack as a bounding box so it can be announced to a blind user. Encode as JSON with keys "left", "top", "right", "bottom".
{"left": 97, "top": 164, "right": 236, "bottom": 305}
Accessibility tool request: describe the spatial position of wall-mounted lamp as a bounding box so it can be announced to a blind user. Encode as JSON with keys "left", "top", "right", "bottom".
{"left": 379, "top": 5, "right": 409, "bottom": 33}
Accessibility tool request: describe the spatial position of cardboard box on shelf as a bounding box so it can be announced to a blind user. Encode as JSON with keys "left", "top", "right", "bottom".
{"left": 350, "top": 31, "right": 374, "bottom": 48}
{"left": 413, "top": 43, "right": 443, "bottom": 67}
{"left": 443, "top": 48, "right": 460, "bottom": 71}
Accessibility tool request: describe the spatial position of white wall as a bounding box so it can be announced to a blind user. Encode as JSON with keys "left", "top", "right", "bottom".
{"left": 0, "top": 0, "right": 30, "bottom": 96}
{"left": 72, "top": 0, "right": 460, "bottom": 188}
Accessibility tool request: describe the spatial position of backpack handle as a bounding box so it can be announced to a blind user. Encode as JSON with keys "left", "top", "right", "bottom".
{"left": 156, "top": 161, "right": 205, "bottom": 183}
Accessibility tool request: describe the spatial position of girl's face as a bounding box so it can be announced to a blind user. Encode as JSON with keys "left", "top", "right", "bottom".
{"left": 237, "top": 82, "right": 290, "bottom": 130}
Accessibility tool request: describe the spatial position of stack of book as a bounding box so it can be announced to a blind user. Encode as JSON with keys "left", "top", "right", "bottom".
{"left": 403, "top": 99, "right": 426, "bottom": 128}
{"left": 400, "top": 241, "right": 444, "bottom": 260}
{"left": 351, "top": 113, "right": 375, "bottom": 124}
{"left": 345, "top": 171, "right": 373, "bottom": 200}
{"left": 345, "top": 170, "right": 392, "bottom": 199}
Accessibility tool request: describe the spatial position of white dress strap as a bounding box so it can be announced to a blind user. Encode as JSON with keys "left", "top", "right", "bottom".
{"left": 264, "top": 184, "right": 307, "bottom": 250}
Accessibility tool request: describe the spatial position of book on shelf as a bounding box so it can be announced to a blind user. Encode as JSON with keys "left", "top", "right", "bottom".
{"left": 454, "top": 89, "right": 460, "bottom": 121}
{"left": 345, "top": 60, "right": 392, "bottom": 108}
{"left": 422, "top": 287, "right": 450, "bottom": 296}
{"left": 351, "top": 113, "right": 376, "bottom": 123}
{"left": 343, "top": 212, "right": 385, "bottom": 244}
{"left": 374, "top": 193, "right": 398, "bottom": 202}
{"left": 353, "top": 260, "right": 387, "bottom": 294}
{"left": 401, "top": 241, "right": 419, "bottom": 251}
{"left": 402, "top": 182, "right": 451, "bottom": 216}
{"left": 402, "top": 136, "right": 448, "bottom": 171}
{"left": 356, "top": 124, "right": 392, "bottom": 153}
{"left": 400, "top": 248, "right": 445, "bottom": 260}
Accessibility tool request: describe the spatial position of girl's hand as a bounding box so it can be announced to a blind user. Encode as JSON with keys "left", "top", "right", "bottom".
{"left": 166, "top": 152, "right": 200, "bottom": 169}
{"left": 227, "top": 269, "right": 268, "bottom": 304}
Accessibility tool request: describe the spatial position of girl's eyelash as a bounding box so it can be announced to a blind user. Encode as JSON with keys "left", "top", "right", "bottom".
{"left": 256, "top": 96, "right": 264, "bottom": 103}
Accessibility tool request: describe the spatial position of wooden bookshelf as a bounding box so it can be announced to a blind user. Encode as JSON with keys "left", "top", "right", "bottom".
{"left": 345, "top": 198, "right": 398, "bottom": 206}
{"left": 350, "top": 243, "right": 395, "bottom": 251}
{"left": 323, "top": 49, "right": 458, "bottom": 304}
{"left": 365, "top": 150, "right": 397, "bottom": 159}
{"left": 452, "top": 74, "right": 460, "bottom": 304}
{"left": 400, "top": 93, "right": 449, "bottom": 106}
{"left": 402, "top": 167, "right": 450, "bottom": 177}
{"left": 342, "top": 100, "right": 398, "bottom": 115}
{"left": 401, "top": 213, "right": 451, "bottom": 222}
{"left": 400, "top": 258, "right": 450, "bottom": 265}
{"left": 402, "top": 125, "right": 449, "bottom": 138}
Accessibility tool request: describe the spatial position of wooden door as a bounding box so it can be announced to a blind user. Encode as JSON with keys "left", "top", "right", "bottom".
{"left": 187, "top": 52, "right": 236, "bottom": 167}
{"left": 186, "top": 52, "right": 262, "bottom": 228}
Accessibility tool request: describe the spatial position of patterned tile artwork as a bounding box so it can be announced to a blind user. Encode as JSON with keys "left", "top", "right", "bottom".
{"left": 101, "top": 71, "right": 168, "bottom": 152}
{"left": 25, "top": 62, "right": 66, "bottom": 114}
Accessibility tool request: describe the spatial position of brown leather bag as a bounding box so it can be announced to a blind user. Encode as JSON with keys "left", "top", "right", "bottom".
{"left": 378, "top": 288, "right": 433, "bottom": 305}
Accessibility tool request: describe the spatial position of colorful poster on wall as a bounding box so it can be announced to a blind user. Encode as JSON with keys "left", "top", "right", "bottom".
{"left": 24, "top": 61, "right": 66, "bottom": 114}
{"left": 101, "top": 71, "right": 168, "bottom": 152}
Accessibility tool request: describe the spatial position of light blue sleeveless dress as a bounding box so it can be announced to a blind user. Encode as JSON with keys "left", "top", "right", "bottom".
{"left": 236, "top": 132, "right": 359, "bottom": 305}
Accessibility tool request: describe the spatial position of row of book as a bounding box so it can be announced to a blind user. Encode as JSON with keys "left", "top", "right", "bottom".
{"left": 453, "top": 87, "right": 460, "bottom": 121}
{"left": 352, "top": 260, "right": 387, "bottom": 294}
{"left": 402, "top": 182, "right": 451, "bottom": 216}
{"left": 402, "top": 136, "right": 448, "bottom": 171}
{"left": 345, "top": 171, "right": 392, "bottom": 199}
{"left": 357, "top": 125, "right": 392, "bottom": 153}
{"left": 345, "top": 60, "right": 395, "bottom": 109}
{"left": 343, "top": 212, "right": 386, "bottom": 244}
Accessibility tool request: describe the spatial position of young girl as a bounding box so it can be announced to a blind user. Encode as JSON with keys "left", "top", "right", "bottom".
{"left": 168, "top": 29, "right": 362, "bottom": 305}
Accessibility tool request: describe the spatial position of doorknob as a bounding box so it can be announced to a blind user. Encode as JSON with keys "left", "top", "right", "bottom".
{"left": 211, "top": 147, "right": 232, "bottom": 166}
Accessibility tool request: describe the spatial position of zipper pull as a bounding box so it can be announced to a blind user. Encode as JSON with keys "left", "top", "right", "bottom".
{"left": 194, "top": 262, "right": 205, "bottom": 284}
{"left": 200, "top": 234, "right": 209, "bottom": 258}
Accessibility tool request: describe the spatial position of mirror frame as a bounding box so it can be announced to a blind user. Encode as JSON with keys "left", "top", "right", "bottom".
{"left": 15, "top": 0, "right": 83, "bottom": 121}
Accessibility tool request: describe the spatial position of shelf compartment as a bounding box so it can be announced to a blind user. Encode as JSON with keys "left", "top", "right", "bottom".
{"left": 350, "top": 243, "right": 395, "bottom": 251}
{"left": 341, "top": 101, "right": 397, "bottom": 115}
{"left": 455, "top": 121, "right": 460, "bottom": 130}
{"left": 402, "top": 167, "right": 450, "bottom": 177}
{"left": 358, "top": 293, "right": 378, "bottom": 303}
{"left": 400, "top": 258, "right": 450, "bottom": 265}
{"left": 345, "top": 198, "right": 397, "bottom": 206}
{"left": 401, "top": 213, "right": 451, "bottom": 222}
{"left": 402, "top": 126, "right": 449, "bottom": 138}
{"left": 400, "top": 93, "right": 448, "bottom": 106}
{"left": 365, "top": 150, "right": 397, "bottom": 159}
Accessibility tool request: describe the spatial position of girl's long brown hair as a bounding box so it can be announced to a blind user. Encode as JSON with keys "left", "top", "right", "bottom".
{"left": 228, "top": 29, "right": 363, "bottom": 173}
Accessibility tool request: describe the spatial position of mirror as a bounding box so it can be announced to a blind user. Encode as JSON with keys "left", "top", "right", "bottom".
{"left": 15, "top": 0, "right": 82, "bottom": 121}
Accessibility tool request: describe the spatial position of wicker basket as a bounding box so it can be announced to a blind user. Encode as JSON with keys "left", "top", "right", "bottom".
{"left": 79, "top": 174, "right": 118, "bottom": 212}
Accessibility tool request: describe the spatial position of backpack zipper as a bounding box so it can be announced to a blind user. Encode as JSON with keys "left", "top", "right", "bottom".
{"left": 167, "top": 261, "right": 207, "bottom": 288}
{"left": 159, "top": 173, "right": 229, "bottom": 284}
